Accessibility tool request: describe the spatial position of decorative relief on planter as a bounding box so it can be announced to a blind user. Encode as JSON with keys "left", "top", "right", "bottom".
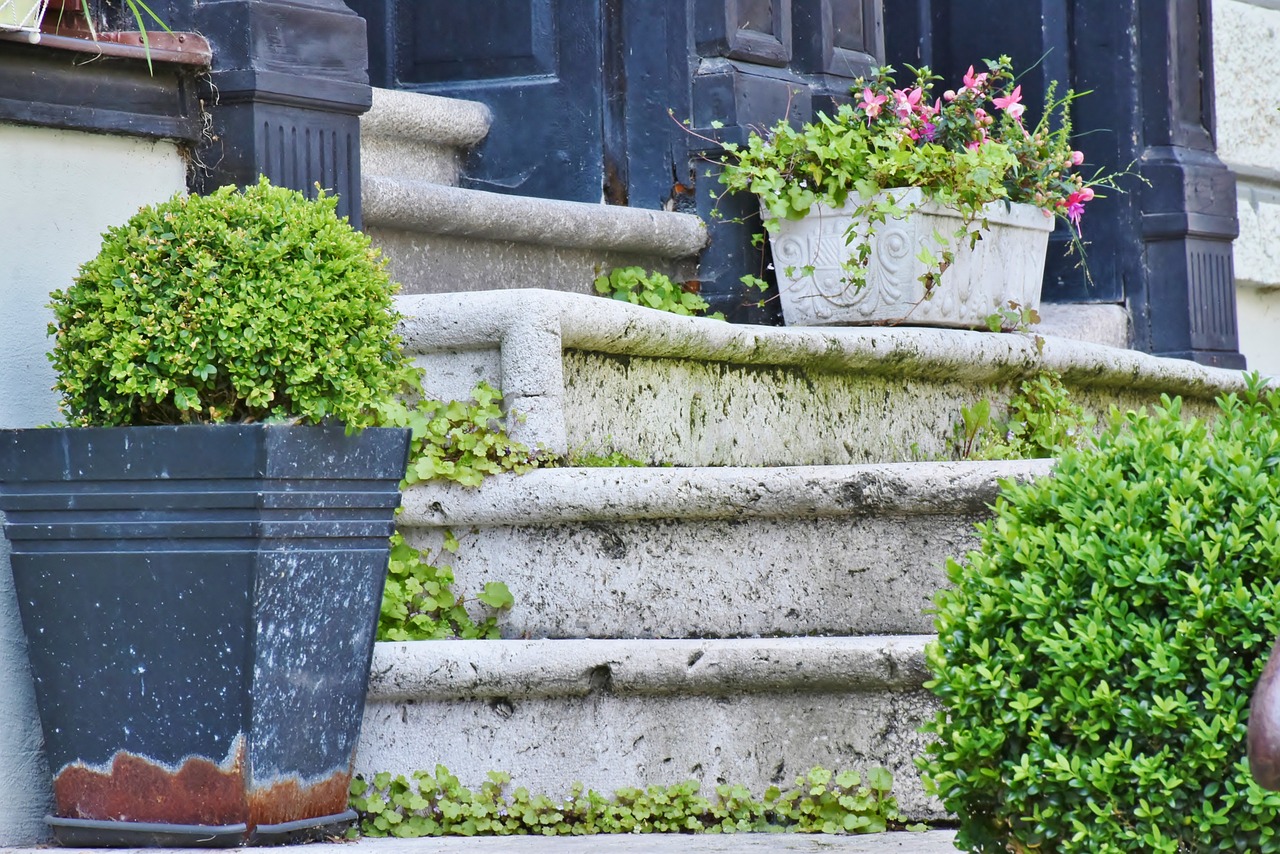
{"left": 768, "top": 188, "right": 1054, "bottom": 328}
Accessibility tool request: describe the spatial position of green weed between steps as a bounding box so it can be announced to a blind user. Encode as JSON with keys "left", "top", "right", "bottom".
{"left": 350, "top": 765, "right": 920, "bottom": 837}
{"left": 375, "top": 381, "right": 547, "bottom": 641}
{"left": 595, "top": 266, "right": 724, "bottom": 319}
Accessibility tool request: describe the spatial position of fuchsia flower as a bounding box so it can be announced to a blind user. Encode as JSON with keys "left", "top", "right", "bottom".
{"left": 1064, "top": 186, "right": 1096, "bottom": 227}
{"left": 893, "top": 87, "right": 923, "bottom": 119}
{"left": 858, "top": 88, "right": 888, "bottom": 120}
{"left": 993, "top": 85, "right": 1026, "bottom": 121}
{"left": 1070, "top": 150, "right": 1085, "bottom": 166}
{"left": 962, "top": 65, "right": 988, "bottom": 90}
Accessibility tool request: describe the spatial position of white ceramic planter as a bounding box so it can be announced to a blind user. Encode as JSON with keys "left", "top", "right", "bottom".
{"left": 0, "top": 0, "right": 47, "bottom": 35}
{"left": 767, "top": 188, "right": 1054, "bottom": 328}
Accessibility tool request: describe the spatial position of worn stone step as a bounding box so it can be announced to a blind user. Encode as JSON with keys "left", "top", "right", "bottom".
{"left": 398, "top": 461, "right": 1049, "bottom": 639}
{"left": 358, "top": 636, "right": 942, "bottom": 821}
{"left": 364, "top": 178, "right": 706, "bottom": 296}
{"left": 1, "top": 832, "right": 962, "bottom": 853}
{"left": 362, "top": 88, "right": 493, "bottom": 188}
{"left": 395, "top": 288, "right": 1244, "bottom": 466}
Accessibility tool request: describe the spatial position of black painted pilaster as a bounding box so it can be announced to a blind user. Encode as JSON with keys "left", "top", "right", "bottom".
{"left": 886, "top": 0, "right": 1243, "bottom": 367}
{"left": 155, "top": 0, "right": 372, "bottom": 227}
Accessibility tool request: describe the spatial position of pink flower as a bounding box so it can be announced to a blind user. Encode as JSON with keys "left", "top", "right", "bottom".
{"left": 893, "top": 87, "right": 922, "bottom": 119}
{"left": 1064, "top": 187, "right": 1096, "bottom": 227}
{"left": 858, "top": 88, "right": 887, "bottom": 120}
{"left": 908, "top": 120, "right": 938, "bottom": 142}
{"left": 993, "top": 85, "right": 1026, "bottom": 121}
{"left": 943, "top": 90, "right": 956, "bottom": 101}
{"left": 963, "top": 65, "right": 988, "bottom": 90}
{"left": 974, "top": 107, "right": 993, "bottom": 126}
{"left": 1070, "top": 150, "right": 1084, "bottom": 166}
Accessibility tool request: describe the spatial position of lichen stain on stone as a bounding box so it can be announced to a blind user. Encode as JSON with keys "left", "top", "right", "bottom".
{"left": 53, "top": 738, "right": 249, "bottom": 826}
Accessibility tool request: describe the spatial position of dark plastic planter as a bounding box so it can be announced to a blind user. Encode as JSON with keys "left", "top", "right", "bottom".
{"left": 0, "top": 424, "right": 410, "bottom": 847}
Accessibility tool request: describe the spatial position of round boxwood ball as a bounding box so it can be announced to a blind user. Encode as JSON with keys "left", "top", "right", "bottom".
{"left": 49, "top": 178, "right": 414, "bottom": 427}
{"left": 922, "top": 379, "right": 1280, "bottom": 852}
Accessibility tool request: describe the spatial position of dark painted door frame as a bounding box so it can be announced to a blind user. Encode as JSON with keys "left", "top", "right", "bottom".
{"left": 886, "top": 0, "right": 1243, "bottom": 367}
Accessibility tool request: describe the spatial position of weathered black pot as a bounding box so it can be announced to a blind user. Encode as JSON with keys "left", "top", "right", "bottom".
{"left": 0, "top": 425, "right": 410, "bottom": 847}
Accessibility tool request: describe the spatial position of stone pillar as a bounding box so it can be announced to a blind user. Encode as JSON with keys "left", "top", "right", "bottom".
{"left": 156, "top": 0, "right": 373, "bottom": 227}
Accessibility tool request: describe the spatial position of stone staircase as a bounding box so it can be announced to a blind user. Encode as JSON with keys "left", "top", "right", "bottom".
{"left": 351, "top": 89, "right": 1249, "bottom": 843}
{"left": 360, "top": 89, "right": 706, "bottom": 296}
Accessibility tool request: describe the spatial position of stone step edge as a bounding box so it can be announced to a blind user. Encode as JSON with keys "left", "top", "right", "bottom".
{"left": 394, "top": 288, "right": 1246, "bottom": 455}
{"left": 368, "top": 636, "right": 934, "bottom": 703}
{"left": 397, "top": 460, "right": 1053, "bottom": 527}
{"left": 364, "top": 177, "right": 708, "bottom": 259}
{"left": 363, "top": 87, "right": 492, "bottom": 150}
{"left": 396, "top": 288, "right": 1243, "bottom": 399}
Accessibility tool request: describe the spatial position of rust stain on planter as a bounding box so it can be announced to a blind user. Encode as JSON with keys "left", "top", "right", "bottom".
{"left": 53, "top": 740, "right": 248, "bottom": 826}
{"left": 249, "top": 770, "right": 353, "bottom": 828}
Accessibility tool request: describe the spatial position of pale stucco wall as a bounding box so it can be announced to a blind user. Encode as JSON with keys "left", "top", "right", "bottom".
{"left": 1214, "top": 0, "right": 1280, "bottom": 374}
{"left": 0, "top": 123, "right": 186, "bottom": 844}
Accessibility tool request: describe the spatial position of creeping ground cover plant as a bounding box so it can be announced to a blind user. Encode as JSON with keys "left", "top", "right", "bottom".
{"left": 717, "top": 56, "right": 1126, "bottom": 298}
{"left": 922, "top": 375, "right": 1280, "bottom": 852}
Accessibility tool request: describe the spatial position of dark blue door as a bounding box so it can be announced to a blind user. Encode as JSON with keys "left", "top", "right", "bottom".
{"left": 351, "top": 0, "right": 608, "bottom": 203}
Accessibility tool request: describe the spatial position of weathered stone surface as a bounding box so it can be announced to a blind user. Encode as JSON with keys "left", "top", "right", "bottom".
{"left": 1213, "top": 0, "right": 1280, "bottom": 176}
{"left": 370, "top": 229, "right": 700, "bottom": 298}
{"left": 398, "top": 462, "right": 1049, "bottom": 638}
{"left": 1235, "top": 183, "right": 1280, "bottom": 290}
{"left": 364, "top": 178, "right": 706, "bottom": 296}
{"left": 359, "top": 637, "right": 942, "bottom": 820}
{"left": 1035, "top": 304, "right": 1129, "bottom": 350}
{"left": 396, "top": 289, "right": 1245, "bottom": 462}
{"left": 1237, "top": 282, "right": 1280, "bottom": 378}
{"left": 361, "top": 88, "right": 491, "bottom": 187}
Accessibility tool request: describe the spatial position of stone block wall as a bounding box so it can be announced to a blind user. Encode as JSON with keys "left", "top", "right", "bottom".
{"left": 1215, "top": 0, "right": 1280, "bottom": 374}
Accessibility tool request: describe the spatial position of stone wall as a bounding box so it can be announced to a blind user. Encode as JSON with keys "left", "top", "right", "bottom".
{"left": 0, "top": 123, "right": 186, "bottom": 845}
{"left": 1215, "top": 0, "right": 1280, "bottom": 374}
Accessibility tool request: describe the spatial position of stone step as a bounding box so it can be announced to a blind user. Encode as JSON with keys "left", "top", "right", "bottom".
{"left": 362, "top": 88, "right": 493, "bottom": 188}
{"left": 395, "top": 288, "right": 1245, "bottom": 465}
{"left": 398, "top": 461, "right": 1049, "bottom": 639}
{"left": 363, "top": 177, "right": 706, "bottom": 296}
{"left": 2, "top": 832, "right": 962, "bottom": 853}
{"left": 358, "top": 636, "right": 942, "bottom": 821}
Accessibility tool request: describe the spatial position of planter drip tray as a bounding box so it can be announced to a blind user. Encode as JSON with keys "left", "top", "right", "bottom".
{"left": 47, "top": 817, "right": 248, "bottom": 848}
{"left": 47, "top": 810, "right": 358, "bottom": 847}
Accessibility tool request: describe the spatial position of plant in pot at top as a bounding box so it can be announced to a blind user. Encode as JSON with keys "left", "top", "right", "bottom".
{"left": 3, "top": 0, "right": 166, "bottom": 44}
{"left": 0, "top": 178, "right": 415, "bottom": 847}
{"left": 716, "top": 56, "right": 1124, "bottom": 329}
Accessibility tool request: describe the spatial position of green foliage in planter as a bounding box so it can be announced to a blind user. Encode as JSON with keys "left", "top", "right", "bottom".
{"left": 954, "top": 371, "right": 1094, "bottom": 460}
{"left": 50, "top": 178, "right": 415, "bottom": 427}
{"left": 351, "top": 765, "right": 908, "bottom": 837}
{"left": 922, "top": 376, "right": 1280, "bottom": 852}
{"left": 594, "top": 267, "right": 724, "bottom": 319}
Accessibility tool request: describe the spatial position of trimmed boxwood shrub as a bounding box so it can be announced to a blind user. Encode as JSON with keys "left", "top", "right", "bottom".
{"left": 49, "top": 177, "right": 415, "bottom": 427}
{"left": 922, "top": 376, "right": 1280, "bottom": 852}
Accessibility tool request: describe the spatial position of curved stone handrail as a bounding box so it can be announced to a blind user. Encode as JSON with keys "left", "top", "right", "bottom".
{"left": 363, "top": 87, "right": 492, "bottom": 149}
{"left": 366, "top": 178, "right": 708, "bottom": 258}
